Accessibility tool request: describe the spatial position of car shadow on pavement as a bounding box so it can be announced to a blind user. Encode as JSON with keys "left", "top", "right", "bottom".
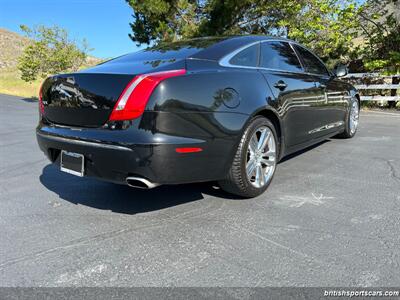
{"left": 39, "top": 139, "right": 331, "bottom": 213}
{"left": 39, "top": 164, "right": 235, "bottom": 214}
{"left": 278, "top": 140, "right": 329, "bottom": 163}
{"left": 21, "top": 97, "right": 38, "bottom": 103}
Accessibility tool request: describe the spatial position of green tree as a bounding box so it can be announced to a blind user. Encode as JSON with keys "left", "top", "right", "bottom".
{"left": 354, "top": 0, "right": 400, "bottom": 74}
{"left": 18, "top": 25, "right": 90, "bottom": 82}
{"left": 353, "top": 0, "right": 400, "bottom": 108}
{"left": 126, "top": 0, "right": 200, "bottom": 44}
{"left": 126, "top": 0, "right": 362, "bottom": 65}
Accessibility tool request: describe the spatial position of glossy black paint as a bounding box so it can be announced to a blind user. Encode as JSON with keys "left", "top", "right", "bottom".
{"left": 42, "top": 74, "right": 132, "bottom": 127}
{"left": 37, "top": 36, "right": 358, "bottom": 185}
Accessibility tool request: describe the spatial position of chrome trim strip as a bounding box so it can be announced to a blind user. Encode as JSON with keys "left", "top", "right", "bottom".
{"left": 308, "top": 121, "right": 344, "bottom": 135}
{"left": 37, "top": 131, "right": 132, "bottom": 151}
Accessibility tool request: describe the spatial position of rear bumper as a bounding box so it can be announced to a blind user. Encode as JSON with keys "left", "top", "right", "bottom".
{"left": 37, "top": 131, "right": 140, "bottom": 185}
{"left": 36, "top": 123, "right": 233, "bottom": 185}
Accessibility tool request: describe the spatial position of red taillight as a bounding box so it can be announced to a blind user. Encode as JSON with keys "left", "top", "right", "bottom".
{"left": 109, "top": 69, "right": 186, "bottom": 121}
{"left": 175, "top": 147, "right": 203, "bottom": 153}
{"left": 38, "top": 82, "right": 44, "bottom": 115}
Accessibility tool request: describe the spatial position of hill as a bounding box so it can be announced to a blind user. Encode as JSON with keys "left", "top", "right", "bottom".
{"left": 0, "top": 28, "right": 102, "bottom": 98}
{"left": 0, "top": 28, "right": 29, "bottom": 70}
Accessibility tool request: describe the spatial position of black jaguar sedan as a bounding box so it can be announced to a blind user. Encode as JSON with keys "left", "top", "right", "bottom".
{"left": 36, "top": 36, "right": 359, "bottom": 197}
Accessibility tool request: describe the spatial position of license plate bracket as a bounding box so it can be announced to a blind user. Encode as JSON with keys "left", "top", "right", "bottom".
{"left": 60, "top": 150, "right": 84, "bottom": 177}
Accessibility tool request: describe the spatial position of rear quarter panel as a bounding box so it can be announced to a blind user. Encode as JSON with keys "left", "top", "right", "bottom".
{"left": 144, "top": 61, "right": 276, "bottom": 177}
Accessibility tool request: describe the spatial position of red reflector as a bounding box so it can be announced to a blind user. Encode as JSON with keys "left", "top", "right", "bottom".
{"left": 175, "top": 147, "right": 203, "bottom": 153}
{"left": 109, "top": 69, "right": 186, "bottom": 121}
{"left": 38, "top": 81, "right": 44, "bottom": 115}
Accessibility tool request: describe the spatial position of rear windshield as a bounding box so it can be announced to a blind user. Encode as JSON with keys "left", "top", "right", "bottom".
{"left": 110, "top": 47, "right": 197, "bottom": 63}
{"left": 106, "top": 37, "right": 227, "bottom": 64}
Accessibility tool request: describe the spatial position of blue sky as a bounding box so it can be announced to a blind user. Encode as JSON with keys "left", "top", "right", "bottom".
{"left": 1, "top": 0, "right": 368, "bottom": 59}
{"left": 0, "top": 0, "right": 144, "bottom": 58}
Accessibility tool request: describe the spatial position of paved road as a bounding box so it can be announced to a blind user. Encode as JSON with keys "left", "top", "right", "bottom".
{"left": 0, "top": 93, "right": 399, "bottom": 287}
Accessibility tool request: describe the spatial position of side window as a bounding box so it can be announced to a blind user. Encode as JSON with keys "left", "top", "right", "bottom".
{"left": 259, "top": 41, "right": 303, "bottom": 72}
{"left": 294, "top": 45, "right": 329, "bottom": 76}
{"left": 229, "top": 44, "right": 258, "bottom": 67}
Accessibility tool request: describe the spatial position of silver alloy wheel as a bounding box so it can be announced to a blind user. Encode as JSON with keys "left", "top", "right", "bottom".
{"left": 349, "top": 100, "right": 359, "bottom": 135}
{"left": 246, "top": 126, "right": 276, "bottom": 188}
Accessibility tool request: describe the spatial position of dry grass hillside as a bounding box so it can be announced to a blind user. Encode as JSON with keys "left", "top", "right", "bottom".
{"left": 0, "top": 28, "right": 102, "bottom": 98}
{"left": 0, "top": 28, "right": 29, "bottom": 70}
{"left": 0, "top": 28, "right": 38, "bottom": 98}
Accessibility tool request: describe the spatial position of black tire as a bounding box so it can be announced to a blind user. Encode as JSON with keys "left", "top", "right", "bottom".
{"left": 218, "top": 116, "right": 279, "bottom": 198}
{"left": 337, "top": 97, "right": 360, "bottom": 139}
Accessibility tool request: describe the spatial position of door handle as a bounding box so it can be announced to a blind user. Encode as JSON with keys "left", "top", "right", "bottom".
{"left": 274, "top": 80, "right": 287, "bottom": 91}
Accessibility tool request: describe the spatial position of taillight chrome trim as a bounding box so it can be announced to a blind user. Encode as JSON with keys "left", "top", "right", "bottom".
{"left": 114, "top": 74, "right": 147, "bottom": 111}
{"left": 109, "top": 69, "right": 186, "bottom": 121}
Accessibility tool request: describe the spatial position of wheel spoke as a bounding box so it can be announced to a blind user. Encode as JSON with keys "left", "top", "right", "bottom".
{"left": 260, "top": 167, "right": 266, "bottom": 186}
{"left": 255, "top": 165, "right": 262, "bottom": 186}
{"left": 262, "top": 151, "right": 276, "bottom": 158}
{"left": 258, "top": 130, "right": 270, "bottom": 150}
{"left": 249, "top": 135, "right": 258, "bottom": 154}
{"left": 246, "top": 158, "right": 257, "bottom": 177}
{"left": 262, "top": 172, "right": 268, "bottom": 186}
{"left": 261, "top": 157, "right": 275, "bottom": 166}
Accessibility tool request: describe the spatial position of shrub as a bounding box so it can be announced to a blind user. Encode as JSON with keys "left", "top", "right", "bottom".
{"left": 17, "top": 25, "right": 90, "bottom": 82}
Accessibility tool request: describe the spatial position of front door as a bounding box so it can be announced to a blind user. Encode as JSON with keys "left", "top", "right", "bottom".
{"left": 292, "top": 44, "right": 346, "bottom": 136}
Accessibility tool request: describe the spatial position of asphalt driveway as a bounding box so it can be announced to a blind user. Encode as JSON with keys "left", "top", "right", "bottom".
{"left": 0, "top": 93, "right": 399, "bottom": 287}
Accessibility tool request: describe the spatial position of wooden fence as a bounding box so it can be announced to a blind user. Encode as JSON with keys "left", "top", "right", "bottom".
{"left": 343, "top": 73, "right": 400, "bottom": 102}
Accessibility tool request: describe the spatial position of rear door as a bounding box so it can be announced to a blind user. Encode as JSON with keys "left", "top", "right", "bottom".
{"left": 259, "top": 41, "right": 325, "bottom": 146}
{"left": 292, "top": 44, "right": 346, "bottom": 135}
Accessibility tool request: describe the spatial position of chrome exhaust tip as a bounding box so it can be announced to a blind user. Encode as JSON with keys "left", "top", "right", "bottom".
{"left": 126, "top": 177, "right": 159, "bottom": 189}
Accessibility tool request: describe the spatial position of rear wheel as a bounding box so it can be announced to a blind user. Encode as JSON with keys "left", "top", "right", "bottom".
{"left": 338, "top": 97, "right": 359, "bottom": 138}
{"left": 219, "top": 117, "right": 278, "bottom": 198}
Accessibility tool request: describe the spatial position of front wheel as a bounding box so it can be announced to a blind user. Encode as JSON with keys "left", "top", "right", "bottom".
{"left": 218, "top": 117, "right": 279, "bottom": 198}
{"left": 338, "top": 98, "right": 359, "bottom": 138}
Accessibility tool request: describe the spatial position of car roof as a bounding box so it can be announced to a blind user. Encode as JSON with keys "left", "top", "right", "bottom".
{"left": 198, "top": 36, "right": 297, "bottom": 60}
{"left": 101, "top": 35, "right": 296, "bottom": 69}
{"left": 150, "top": 35, "right": 295, "bottom": 61}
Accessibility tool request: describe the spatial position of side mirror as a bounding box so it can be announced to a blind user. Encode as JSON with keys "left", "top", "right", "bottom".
{"left": 334, "top": 64, "right": 348, "bottom": 77}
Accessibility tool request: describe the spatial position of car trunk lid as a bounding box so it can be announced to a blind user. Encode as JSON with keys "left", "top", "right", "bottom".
{"left": 41, "top": 73, "right": 134, "bottom": 127}
{"left": 41, "top": 49, "right": 188, "bottom": 127}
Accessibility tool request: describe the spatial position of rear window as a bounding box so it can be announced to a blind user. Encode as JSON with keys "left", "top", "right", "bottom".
{"left": 260, "top": 41, "right": 303, "bottom": 72}
{"left": 107, "top": 48, "right": 199, "bottom": 64}
{"left": 229, "top": 44, "right": 259, "bottom": 67}
{"left": 106, "top": 38, "right": 225, "bottom": 64}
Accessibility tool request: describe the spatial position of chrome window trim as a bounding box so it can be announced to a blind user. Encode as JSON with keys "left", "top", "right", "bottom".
{"left": 289, "top": 43, "right": 331, "bottom": 77}
{"left": 219, "top": 39, "right": 332, "bottom": 78}
{"left": 289, "top": 42, "right": 306, "bottom": 72}
{"left": 219, "top": 40, "right": 261, "bottom": 70}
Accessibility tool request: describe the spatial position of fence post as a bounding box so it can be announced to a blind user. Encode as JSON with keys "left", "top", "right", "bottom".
{"left": 390, "top": 76, "right": 400, "bottom": 108}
